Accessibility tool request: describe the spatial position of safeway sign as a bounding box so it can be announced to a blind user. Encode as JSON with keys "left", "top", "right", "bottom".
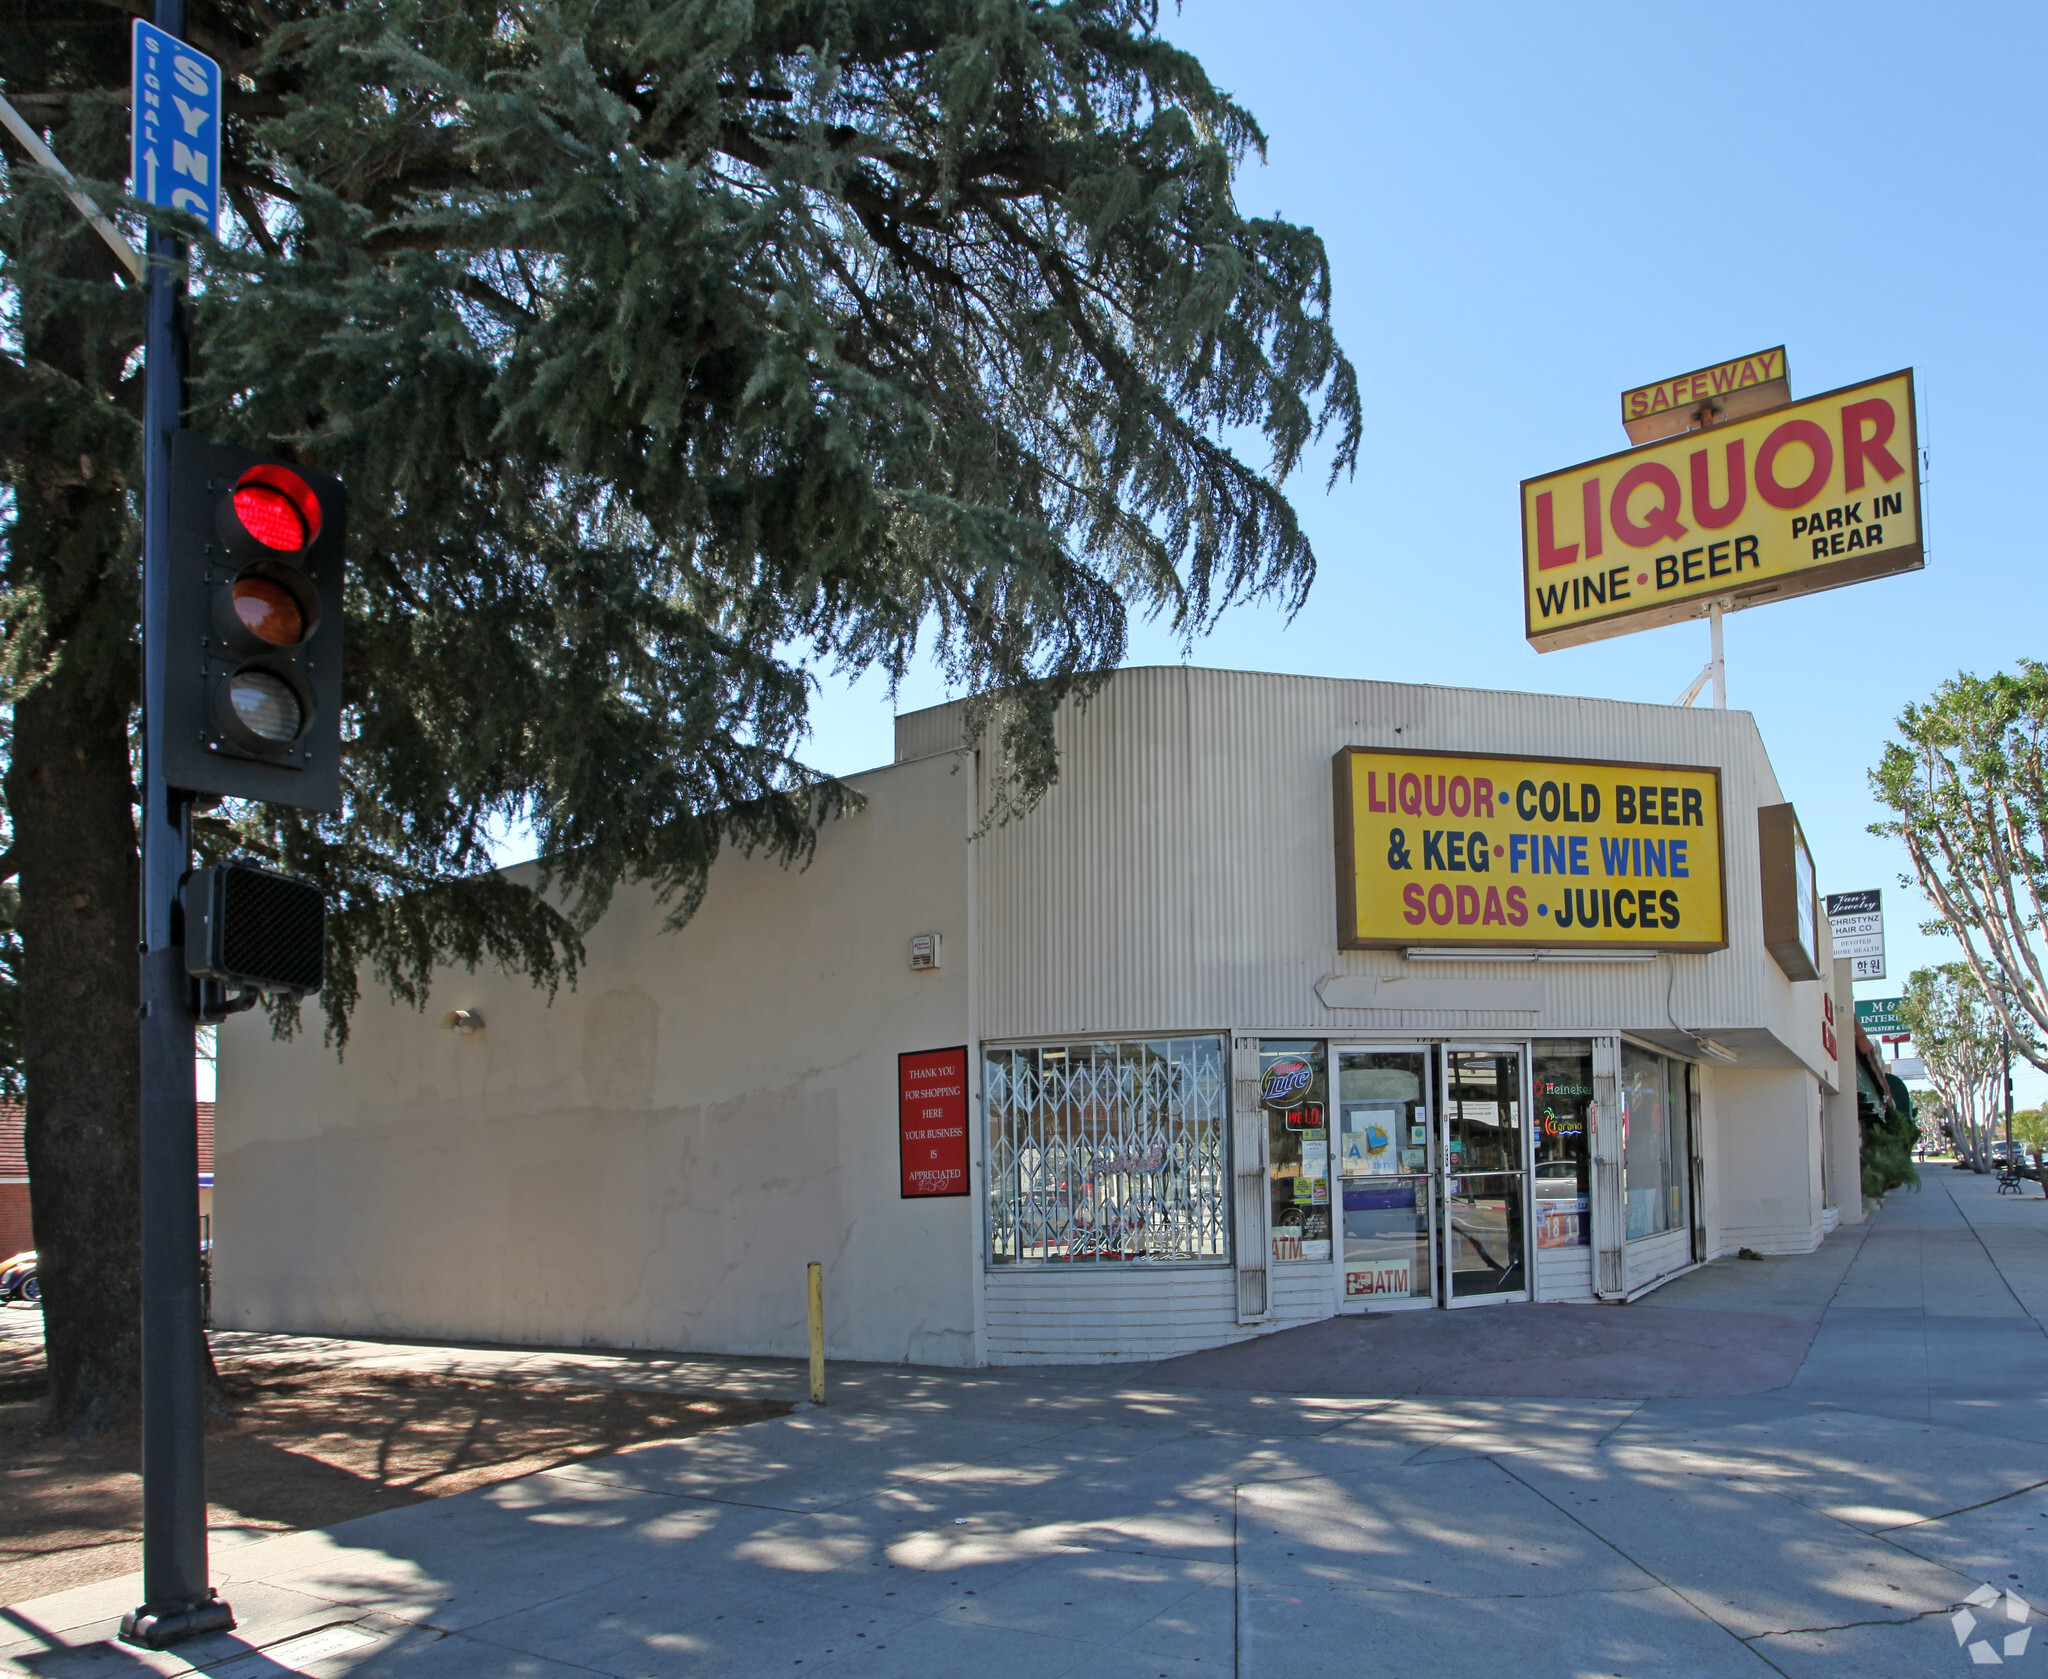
{"left": 131, "top": 20, "right": 220, "bottom": 236}
{"left": 1521, "top": 371, "right": 1921, "bottom": 651}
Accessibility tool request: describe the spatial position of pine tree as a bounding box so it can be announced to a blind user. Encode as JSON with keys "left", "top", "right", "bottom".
{"left": 0, "top": 0, "right": 1358, "bottom": 1430}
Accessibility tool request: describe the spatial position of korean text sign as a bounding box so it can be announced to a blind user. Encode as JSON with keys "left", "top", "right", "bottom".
{"left": 898, "top": 1046, "right": 970, "bottom": 1198}
{"left": 1521, "top": 371, "right": 1920, "bottom": 651}
{"left": 131, "top": 21, "right": 220, "bottom": 234}
{"left": 1333, "top": 748, "right": 1727, "bottom": 951}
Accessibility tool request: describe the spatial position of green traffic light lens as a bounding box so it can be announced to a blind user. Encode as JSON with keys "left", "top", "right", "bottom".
{"left": 229, "top": 670, "right": 303, "bottom": 742}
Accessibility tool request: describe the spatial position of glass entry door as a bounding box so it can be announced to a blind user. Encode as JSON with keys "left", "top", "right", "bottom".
{"left": 1334, "top": 1048, "right": 1435, "bottom": 1310}
{"left": 1439, "top": 1047, "right": 1531, "bottom": 1307}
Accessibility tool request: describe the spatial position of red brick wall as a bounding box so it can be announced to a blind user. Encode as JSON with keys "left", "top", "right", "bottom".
{"left": 0, "top": 1184, "right": 31, "bottom": 1259}
{"left": 0, "top": 1098, "right": 208, "bottom": 1259}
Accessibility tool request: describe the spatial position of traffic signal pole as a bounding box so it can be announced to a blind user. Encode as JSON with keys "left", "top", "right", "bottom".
{"left": 119, "top": 0, "right": 233, "bottom": 1647}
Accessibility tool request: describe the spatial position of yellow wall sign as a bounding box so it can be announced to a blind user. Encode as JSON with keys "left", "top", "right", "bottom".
{"left": 1332, "top": 748, "right": 1727, "bottom": 952}
{"left": 1522, "top": 370, "right": 1921, "bottom": 651}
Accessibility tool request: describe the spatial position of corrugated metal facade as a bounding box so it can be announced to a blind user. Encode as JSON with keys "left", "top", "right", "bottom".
{"left": 903, "top": 667, "right": 1812, "bottom": 1053}
{"left": 1534, "top": 1241, "right": 1596, "bottom": 1303}
{"left": 900, "top": 667, "right": 1833, "bottom": 1363}
{"left": 983, "top": 1266, "right": 1332, "bottom": 1363}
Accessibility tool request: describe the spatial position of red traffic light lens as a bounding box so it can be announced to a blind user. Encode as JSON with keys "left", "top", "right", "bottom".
{"left": 228, "top": 464, "right": 323, "bottom": 552}
{"left": 232, "top": 484, "right": 307, "bottom": 550}
{"left": 232, "top": 577, "right": 307, "bottom": 645}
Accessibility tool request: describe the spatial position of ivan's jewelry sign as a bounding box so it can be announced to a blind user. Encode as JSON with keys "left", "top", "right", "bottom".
{"left": 1332, "top": 748, "right": 1728, "bottom": 952}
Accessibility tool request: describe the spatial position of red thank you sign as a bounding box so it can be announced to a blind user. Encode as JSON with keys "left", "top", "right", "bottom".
{"left": 899, "top": 1046, "right": 970, "bottom": 1198}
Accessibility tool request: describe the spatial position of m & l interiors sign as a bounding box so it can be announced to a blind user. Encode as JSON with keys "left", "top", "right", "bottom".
{"left": 1333, "top": 748, "right": 1727, "bottom": 951}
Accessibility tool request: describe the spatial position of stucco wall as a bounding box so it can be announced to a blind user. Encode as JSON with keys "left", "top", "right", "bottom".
{"left": 1704, "top": 1064, "right": 1825, "bottom": 1255}
{"left": 1822, "top": 956, "right": 1866, "bottom": 1224}
{"left": 214, "top": 751, "right": 980, "bottom": 1365}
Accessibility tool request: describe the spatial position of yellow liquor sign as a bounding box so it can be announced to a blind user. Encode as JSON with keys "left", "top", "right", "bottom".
{"left": 1521, "top": 370, "right": 1921, "bottom": 652}
{"left": 1333, "top": 748, "right": 1727, "bottom": 952}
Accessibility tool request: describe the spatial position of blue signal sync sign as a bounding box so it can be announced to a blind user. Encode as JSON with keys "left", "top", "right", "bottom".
{"left": 131, "top": 20, "right": 220, "bottom": 236}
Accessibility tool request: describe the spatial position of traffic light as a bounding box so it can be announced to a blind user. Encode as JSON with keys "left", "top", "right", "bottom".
{"left": 158, "top": 432, "right": 346, "bottom": 810}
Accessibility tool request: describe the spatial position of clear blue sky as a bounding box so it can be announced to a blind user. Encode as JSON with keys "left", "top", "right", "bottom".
{"left": 794, "top": 0, "right": 2047, "bottom": 1104}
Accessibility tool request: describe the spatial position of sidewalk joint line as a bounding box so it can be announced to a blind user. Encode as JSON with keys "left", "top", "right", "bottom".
{"left": 1486, "top": 1451, "right": 1796, "bottom": 1676}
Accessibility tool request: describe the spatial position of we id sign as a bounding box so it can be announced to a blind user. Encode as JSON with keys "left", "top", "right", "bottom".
{"left": 131, "top": 20, "right": 220, "bottom": 236}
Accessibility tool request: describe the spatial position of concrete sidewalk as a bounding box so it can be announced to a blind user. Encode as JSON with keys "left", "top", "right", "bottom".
{"left": 7, "top": 1169, "right": 2048, "bottom": 1678}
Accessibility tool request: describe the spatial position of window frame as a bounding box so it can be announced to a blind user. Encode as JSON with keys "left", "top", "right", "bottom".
{"left": 981, "top": 1031, "right": 1234, "bottom": 1270}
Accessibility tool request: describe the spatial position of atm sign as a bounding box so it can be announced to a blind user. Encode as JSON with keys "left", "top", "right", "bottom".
{"left": 1347, "top": 1266, "right": 1412, "bottom": 1298}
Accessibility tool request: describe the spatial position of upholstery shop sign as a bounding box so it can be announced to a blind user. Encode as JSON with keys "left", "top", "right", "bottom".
{"left": 1333, "top": 748, "right": 1727, "bottom": 952}
{"left": 898, "top": 1046, "right": 969, "bottom": 1199}
{"left": 1521, "top": 370, "right": 1921, "bottom": 651}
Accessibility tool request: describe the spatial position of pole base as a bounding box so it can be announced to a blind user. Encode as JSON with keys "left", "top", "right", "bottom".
{"left": 119, "top": 1595, "right": 235, "bottom": 1649}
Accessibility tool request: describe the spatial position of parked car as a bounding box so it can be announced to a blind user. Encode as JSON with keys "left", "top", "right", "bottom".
{"left": 0, "top": 1250, "right": 37, "bottom": 1304}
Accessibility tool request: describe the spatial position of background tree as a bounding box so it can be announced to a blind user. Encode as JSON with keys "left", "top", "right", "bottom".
{"left": 0, "top": 0, "right": 1360, "bottom": 1431}
{"left": 1897, "top": 963, "right": 2008, "bottom": 1172}
{"left": 1911, "top": 1088, "right": 1953, "bottom": 1157}
{"left": 2012, "top": 1105, "right": 2046, "bottom": 1159}
{"left": 1871, "top": 662, "right": 2048, "bottom": 1070}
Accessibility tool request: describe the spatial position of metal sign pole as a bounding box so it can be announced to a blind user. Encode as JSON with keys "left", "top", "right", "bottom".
{"left": 1709, "top": 602, "right": 1726, "bottom": 709}
{"left": 2006, "top": 1032, "right": 2016, "bottom": 1159}
{"left": 119, "top": 0, "right": 232, "bottom": 1648}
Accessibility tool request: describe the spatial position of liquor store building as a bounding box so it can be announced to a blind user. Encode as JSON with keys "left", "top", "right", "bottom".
{"left": 216, "top": 667, "right": 1862, "bottom": 1366}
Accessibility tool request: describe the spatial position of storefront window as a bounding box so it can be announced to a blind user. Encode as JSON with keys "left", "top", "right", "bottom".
{"left": 1621, "top": 1042, "right": 1691, "bottom": 1239}
{"left": 1262, "top": 1040, "right": 1331, "bottom": 1262}
{"left": 983, "top": 1036, "right": 1229, "bottom": 1265}
{"left": 1337, "top": 1049, "right": 1431, "bottom": 1300}
{"left": 1532, "top": 1041, "right": 1593, "bottom": 1248}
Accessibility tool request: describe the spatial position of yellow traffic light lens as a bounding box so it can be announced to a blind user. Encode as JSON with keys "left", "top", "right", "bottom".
{"left": 228, "top": 670, "right": 303, "bottom": 742}
{"left": 232, "top": 577, "right": 307, "bottom": 645}
{"left": 232, "top": 483, "right": 309, "bottom": 551}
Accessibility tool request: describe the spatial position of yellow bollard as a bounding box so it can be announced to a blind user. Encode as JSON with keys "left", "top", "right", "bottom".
{"left": 807, "top": 1261, "right": 825, "bottom": 1405}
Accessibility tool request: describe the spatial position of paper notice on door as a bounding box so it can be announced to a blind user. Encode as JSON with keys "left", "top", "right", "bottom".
{"left": 1342, "top": 1103, "right": 1401, "bottom": 1176}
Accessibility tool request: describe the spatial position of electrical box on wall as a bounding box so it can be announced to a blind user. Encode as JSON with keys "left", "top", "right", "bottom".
{"left": 909, "top": 933, "right": 942, "bottom": 971}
